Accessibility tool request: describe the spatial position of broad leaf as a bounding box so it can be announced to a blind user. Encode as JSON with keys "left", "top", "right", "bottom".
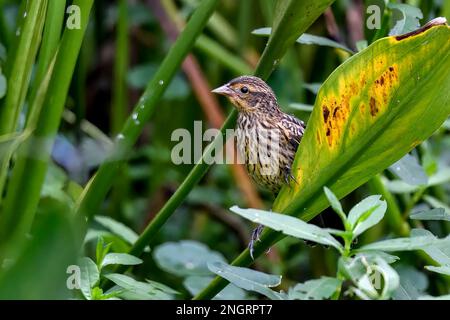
{"left": 358, "top": 235, "right": 450, "bottom": 252}
{"left": 411, "top": 229, "right": 450, "bottom": 266}
{"left": 94, "top": 216, "right": 138, "bottom": 244}
{"left": 323, "top": 187, "right": 345, "bottom": 217}
{"left": 183, "top": 276, "right": 247, "bottom": 300}
{"left": 410, "top": 208, "right": 450, "bottom": 221}
{"left": 79, "top": 257, "right": 99, "bottom": 300}
{"left": 101, "top": 253, "right": 143, "bottom": 268}
{"left": 153, "top": 241, "right": 226, "bottom": 277}
{"left": 274, "top": 21, "right": 450, "bottom": 227}
{"left": 393, "top": 265, "right": 428, "bottom": 300}
{"left": 230, "top": 206, "right": 343, "bottom": 251}
{"left": 388, "top": 154, "right": 428, "bottom": 185}
{"left": 208, "top": 261, "right": 284, "bottom": 300}
{"left": 347, "top": 195, "right": 387, "bottom": 239}
{"left": 388, "top": 3, "right": 423, "bottom": 36}
{"left": 104, "top": 273, "right": 175, "bottom": 300}
{"left": 425, "top": 266, "right": 450, "bottom": 276}
{"left": 288, "top": 277, "right": 342, "bottom": 300}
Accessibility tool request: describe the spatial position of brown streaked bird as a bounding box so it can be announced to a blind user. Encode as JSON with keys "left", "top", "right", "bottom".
{"left": 212, "top": 75, "right": 306, "bottom": 257}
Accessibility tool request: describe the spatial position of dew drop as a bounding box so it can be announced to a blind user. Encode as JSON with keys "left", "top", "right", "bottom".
{"left": 185, "top": 262, "right": 194, "bottom": 269}
{"left": 132, "top": 113, "right": 138, "bottom": 120}
{"left": 16, "top": 28, "right": 21, "bottom": 36}
{"left": 158, "top": 80, "right": 164, "bottom": 85}
{"left": 116, "top": 133, "right": 125, "bottom": 140}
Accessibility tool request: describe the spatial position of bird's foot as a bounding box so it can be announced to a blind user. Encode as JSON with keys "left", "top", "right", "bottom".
{"left": 248, "top": 224, "right": 264, "bottom": 260}
{"left": 283, "top": 166, "right": 299, "bottom": 187}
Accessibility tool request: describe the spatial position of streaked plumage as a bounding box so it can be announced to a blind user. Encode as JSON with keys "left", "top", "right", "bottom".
{"left": 213, "top": 75, "right": 305, "bottom": 194}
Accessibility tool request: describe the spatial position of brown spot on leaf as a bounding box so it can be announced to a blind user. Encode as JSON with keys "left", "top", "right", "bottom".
{"left": 370, "top": 97, "right": 378, "bottom": 116}
{"left": 333, "top": 107, "right": 340, "bottom": 117}
{"left": 326, "top": 128, "right": 331, "bottom": 136}
{"left": 323, "top": 106, "right": 330, "bottom": 122}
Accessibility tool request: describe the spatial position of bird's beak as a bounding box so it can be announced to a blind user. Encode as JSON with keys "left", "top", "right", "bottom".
{"left": 211, "top": 84, "right": 233, "bottom": 97}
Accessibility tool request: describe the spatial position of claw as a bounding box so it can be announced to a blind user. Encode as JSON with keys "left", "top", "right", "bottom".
{"left": 248, "top": 224, "right": 264, "bottom": 259}
{"left": 283, "top": 167, "right": 299, "bottom": 187}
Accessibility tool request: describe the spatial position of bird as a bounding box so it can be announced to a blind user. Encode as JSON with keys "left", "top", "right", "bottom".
{"left": 212, "top": 75, "right": 306, "bottom": 258}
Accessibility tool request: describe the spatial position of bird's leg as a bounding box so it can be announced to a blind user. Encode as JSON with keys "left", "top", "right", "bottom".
{"left": 283, "top": 166, "right": 298, "bottom": 187}
{"left": 248, "top": 224, "right": 264, "bottom": 259}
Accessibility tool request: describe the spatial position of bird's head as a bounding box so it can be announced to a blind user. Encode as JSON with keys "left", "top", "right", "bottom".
{"left": 212, "top": 76, "right": 278, "bottom": 113}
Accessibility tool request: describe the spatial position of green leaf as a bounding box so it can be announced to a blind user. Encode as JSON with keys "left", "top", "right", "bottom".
{"left": 323, "top": 187, "right": 345, "bottom": 217}
{"left": 183, "top": 276, "right": 247, "bottom": 300}
{"left": 386, "top": 168, "right": 450, "bottom": 193}
{"left": 208, "top": 261, "right": 284, "bottom": 300}
{"left": 388, "top": 3, "right": 423, "bottom": 36}
{"left": 274, "top": 22, "right": 450, "bottom": 227}
{"left": 230, "top": 206, "right": 343, "bottom": 251}
{"left": 153, "top": 241, "right": 226, "bottom": 277}
{"left": 393, "top": 265, "right": 428, "bottom": 300}
{"left": 288, "top": 277, "right": 342, "bottom": 300}
{"left": 410, "top": 208, "right": 450, "bottom": 221}
{"left": 79, "top": 257, "right": 100, "bottom": 300}
{"left": 424, "top": 266, "right": 450, "bottom": 276}
{"left": 411, "top": 229, "right": 450, "bottom": 266}
{"left": 253, "top": 28, "right": 354, "bottom": 53}
{"left": 347, "top": 195, "right": 387, "bottom": 239}
{"left": 94, "top": 216, "right": 138, "bottom": 244}
{"left": 358, "top": 235, "right": 450, "bottom": 252}
{"left": 388, "top": 154, "right": 428, "bottom": 186}
{"left": 101, "top": 253, "right": 143, "bottom": 268}
{"left": 104, "top": 273, "right": 175, "bottom": 300}
{"left": 95, "top": 236, "right": 112, "bottom": 268}
{"left": 423, "top": 195, "right": 450, "bottom": 214}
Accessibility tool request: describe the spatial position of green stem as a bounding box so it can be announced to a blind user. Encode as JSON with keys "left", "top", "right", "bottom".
{"left": 0, "top": 0, "right": 48, "bottom": 200}
{"left": 111, "top": 0, "right": 129, "bottom": 134}
{"left": 0, "top": 0, "right": 94, "bottom": 244}
{"left": 26, "top": 0, "right": 67, "bottom": 126}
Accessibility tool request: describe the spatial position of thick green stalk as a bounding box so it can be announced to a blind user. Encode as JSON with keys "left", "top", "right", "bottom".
{"left": 26, "top": 0, "right": 67, "bottom": 126}
{"left": 75, "top": 0, "right": 220, "bottom": 220}
{"left": 0, "top": 0, "right": 94, "bottom": 243}
{"left": 108, "top": 0, "right": 130, "bottom": 219}
{"left": 111, "top": 0, "right": 129, "bottom": 134}
{"left": 0, "top": 0, "right": 48, "bottom": 199}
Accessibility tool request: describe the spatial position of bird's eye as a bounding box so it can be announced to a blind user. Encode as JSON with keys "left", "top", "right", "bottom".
{"left": 240, "top": 86, "right": 249, "bottom": 94}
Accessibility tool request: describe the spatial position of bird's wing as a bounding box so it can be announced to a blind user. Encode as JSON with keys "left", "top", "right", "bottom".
{"left": 278, "top": 113, "right": 306, "bottom": 150}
